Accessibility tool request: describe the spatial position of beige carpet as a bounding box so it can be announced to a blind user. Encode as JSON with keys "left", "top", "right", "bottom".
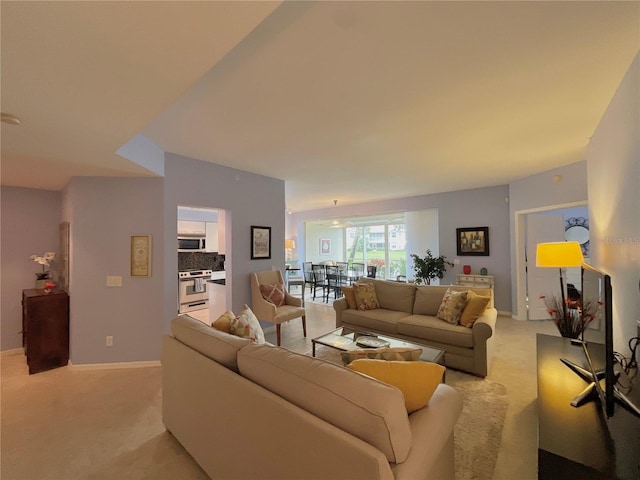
{"left": 312, "top": 346, "right": 509, "bottom": 480}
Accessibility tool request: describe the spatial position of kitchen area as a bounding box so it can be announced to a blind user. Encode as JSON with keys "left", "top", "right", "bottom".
{"left": 177, "top": 206, "right": 228, "bottom": 325}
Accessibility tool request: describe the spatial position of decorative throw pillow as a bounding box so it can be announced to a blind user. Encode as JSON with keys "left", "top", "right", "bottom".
{"left": 239, "top": 304, "right": 266, "bottom": 344}
{"left": 459, "top": 291, "right": 491, "bottom": 327}
{"left": 341, "top": 286, "right": 357, "bottom": 309}
{"left": 348, "top": 359, "right": 446, "bottom": 413}
{"left": 211, "top": 310, "right": 236, "bottom": 333}
{"left": 340, "top": 347, "right": 423, "bottom": 366}
{"left": 353, "top": 283, "right": 380, "bottom": 311}
{"left": 436, "top": 288, "right": 469, "bottom": 324}
{"left": 229, "top": 314, "right": 257, "bottom": 342}
{"left": 259, "top": 283, "right": 285, "bottom": 307}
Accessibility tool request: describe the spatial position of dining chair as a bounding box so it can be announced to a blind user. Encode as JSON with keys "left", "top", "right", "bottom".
{"left": 367, "top": 265, "right": 377, "bottom": 278}
{"left": 302, "top": 262, "right": 314, "bottom": 298}
{"left": 311, "top": 264, "right": 328, "bottom": 301}
{"left": 350, "top": 262, "right": 365, "bottom": 284}
{"left": 325, "top": 265, "right": 343, "bottom": 303}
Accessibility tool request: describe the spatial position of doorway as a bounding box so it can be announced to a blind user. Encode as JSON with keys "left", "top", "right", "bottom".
{"left": 514, "top": 202, "right": 588, "bottom": 321}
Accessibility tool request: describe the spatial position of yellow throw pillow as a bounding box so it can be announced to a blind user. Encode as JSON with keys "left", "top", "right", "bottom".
{"left": 340, "top": 347, "right": 423, "bottom": 365}
{"left": 211, "top": 310, "right": 235, "bottom": 333}
{"left": 341, "top": 286, "right": 357, "bottom": 309}
{"left": 436, "top": 288, "right": 468, "bottom": 324}
{"left": 353, "top": 283, "right": 380, "bottom": 311}
{"left": 348, "top": 359, "right": 445, "bottom": 413}
{"left": 459, "top": 291, "right": 491, "bottom": 327}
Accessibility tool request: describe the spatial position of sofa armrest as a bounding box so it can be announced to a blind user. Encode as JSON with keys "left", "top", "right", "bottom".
{"left": 333, "top": 297, "right": 348, "bottom": 327}
{"left": 472, "top": 307, "right": 496, "bottom": 341}
{"left": 470, "top": 307, "right": 498, "bottom": 377}
{"left": 251, "top": 291, "right": 277, "bottom": 321}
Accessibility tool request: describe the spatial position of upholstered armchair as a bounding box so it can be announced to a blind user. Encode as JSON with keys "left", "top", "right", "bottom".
{"left": 250, "top": 270, "right": 306, "bottom": 346}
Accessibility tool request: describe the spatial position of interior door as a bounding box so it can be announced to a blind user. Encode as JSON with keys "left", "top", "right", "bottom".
{"left": 526, "top": 213, "right": 565, "bottom": 320}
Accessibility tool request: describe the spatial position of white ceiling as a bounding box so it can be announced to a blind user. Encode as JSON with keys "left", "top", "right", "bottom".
{"left": 2, "top": 1, "right": 639, "bottom": 212}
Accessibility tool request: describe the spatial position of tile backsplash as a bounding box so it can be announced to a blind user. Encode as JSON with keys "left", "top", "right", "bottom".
{"left": 178, "top": 252, "right": 225, "bottom": 272}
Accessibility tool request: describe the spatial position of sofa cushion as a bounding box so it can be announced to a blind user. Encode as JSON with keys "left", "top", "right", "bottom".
{"left": 340, "top": 347, "right": 423, "bottom": 365}
{"left": 413, "top": 285, "right": 493, "bottom": 315}
{"left": 342, "top": 308, "right": 408, "bottom": 335}
{"left": 397, "top": 315, "right": 475, "bottom": 348}
{"left": 237, "top": 343, "right": 412, "bottom": 464}
{"left": 436, "top": 288, "right": 468, "bottom": 324}
{"left": 171, "top": 315, "right": 250, "bottom": 372}
{"left": 211, "top": 310, "right": 236, "bottom": 333}
{"left": 353, "top": 283, "right": 380, "bottom": 310}
{"left": 348, "top": 359, "right": 445, "bottom": 413}
{"left": 239, "top": 305, "right": 266, "bottom": 344}
{"left": 459, "top": 291, "right": 491, "bottom": 327}
{"left": 341, "top": 285, "right": 357, "bottom": 309}
{"left": 358, "top": 278, "right": 416, "bottom": 314}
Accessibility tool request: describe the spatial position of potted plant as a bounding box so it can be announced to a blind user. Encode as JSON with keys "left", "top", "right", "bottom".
{"left": 409, "top": 250, "right": 454, "bottom": 285}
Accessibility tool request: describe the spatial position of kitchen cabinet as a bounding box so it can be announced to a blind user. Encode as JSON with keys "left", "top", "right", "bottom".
{"left": 205, "top": 222, "right": 219, "bottom": 252}
{"left": 22, "top": 289, "right": 69, "bottom": 374}
{"left": 178, "top": 220, "right": 206, "bottom": 235}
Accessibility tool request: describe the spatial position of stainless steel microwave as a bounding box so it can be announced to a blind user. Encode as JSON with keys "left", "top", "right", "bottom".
{"left": 178, "top": 236, "right": 206, "bottom": 252}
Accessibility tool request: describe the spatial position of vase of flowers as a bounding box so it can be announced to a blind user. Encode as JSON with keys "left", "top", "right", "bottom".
{"left": 539, "top": 294, "right": 603, "bottom": 339}
{"left": 31, "top": 252, "right": 55, "bottom": 288}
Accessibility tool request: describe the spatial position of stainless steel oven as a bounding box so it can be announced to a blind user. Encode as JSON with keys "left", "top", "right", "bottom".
{"left": 178, "top": 269, "right": 212, "bottom": 313}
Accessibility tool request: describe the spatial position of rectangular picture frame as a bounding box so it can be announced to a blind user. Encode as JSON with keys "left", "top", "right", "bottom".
{"left": 319, "top": 238, "right": 331, "bottom": 255}
{"left": 251, "top": 226, "right": 272, "bottom": 260}
{"left": 131, "top": 235, "right": 152, "bottom": 277}
{"left": 456, "top": 227, "right": 490, "bottom": 256}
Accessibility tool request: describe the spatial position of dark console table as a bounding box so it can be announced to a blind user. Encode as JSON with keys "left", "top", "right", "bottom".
{"left": 22, "top": 288, "right": 69, "bottom": 374}
{"left": 537, "top": 334, "right": 640, "bottom": 479}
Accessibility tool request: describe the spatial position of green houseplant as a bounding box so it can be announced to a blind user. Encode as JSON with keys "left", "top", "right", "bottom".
{"left": 410, "top": 250, "right": 454, "bottom": 285}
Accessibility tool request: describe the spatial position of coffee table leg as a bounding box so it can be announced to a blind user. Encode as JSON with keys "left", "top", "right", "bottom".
{"left": 312, "top": 341, "right": 316, "bottom": 357}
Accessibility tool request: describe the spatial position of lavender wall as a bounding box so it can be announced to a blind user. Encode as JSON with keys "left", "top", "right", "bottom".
{"left": 587, "top": 53, "right": 639, "bottom": 352}
{"left": 64, "top": 178, "right": 164, "bottom": 364}
{"left": 1, "top": 187, "right": 62, "bottom": 350}
{"left": 291, "top": 185, "right": 512, "bottom": 311}
{"left": 162, "top": 153, "right": 285, "bottom": 333}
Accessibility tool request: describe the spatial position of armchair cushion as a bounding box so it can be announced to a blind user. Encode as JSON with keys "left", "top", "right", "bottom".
{"left": 340, "top": 347, "right": 423, "bottom": 365}
{"left": 259, "top": 283, "right": 285, "bottom": 307}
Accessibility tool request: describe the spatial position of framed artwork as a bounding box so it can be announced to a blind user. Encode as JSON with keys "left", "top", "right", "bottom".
{"left": 456, "top": 227, "right": 490, "bottom": 256}
{"left": 131, "top": 235, "right": 152, "bottom": 277}
{"left": 251, "top": 226, "right": 271, "bottom": 259}
{"left": 320, "top": 238, "right": 331, "bottom": 255}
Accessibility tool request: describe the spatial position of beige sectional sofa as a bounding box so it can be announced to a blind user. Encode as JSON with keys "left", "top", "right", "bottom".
{"left": 334, "top": 278, "right": 497, "bottom": 377}
{"left": 163, "top": 314, "right": 463, "bottom": 480}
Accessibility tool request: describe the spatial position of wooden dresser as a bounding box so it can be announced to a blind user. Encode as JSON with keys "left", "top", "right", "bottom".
{"left": 22, "top": 289, "right": 69, "bottom": 374}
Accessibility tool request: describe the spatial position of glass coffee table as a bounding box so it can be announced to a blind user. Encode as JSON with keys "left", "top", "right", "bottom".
{"left": 312, "top": 327, "right": 445, "bottom": 366}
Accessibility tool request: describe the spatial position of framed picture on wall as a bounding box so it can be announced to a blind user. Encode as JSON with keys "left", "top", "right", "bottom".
{"left": 456, "top": 227, "right": 490, "bottom": 256}
{"left": 131, "top": 235, "right": 152, "bottom": 277}
{"left": 320, "top": 238, "right": 331, "bottom": 255}
{"left": 251, "top": 226, "right": 271, "bottom": 259}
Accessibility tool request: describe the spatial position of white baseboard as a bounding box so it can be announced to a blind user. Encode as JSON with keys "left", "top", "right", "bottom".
{"left": 1, "top": 348, "right": 24, "bottom": 356}
{"left": 69, "top": 360, "right": 161, "bottom": 371}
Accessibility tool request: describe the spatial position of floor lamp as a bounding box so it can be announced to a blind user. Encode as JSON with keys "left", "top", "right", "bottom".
{"left": 536, "top": 241, "right": 585, "bottom": 323}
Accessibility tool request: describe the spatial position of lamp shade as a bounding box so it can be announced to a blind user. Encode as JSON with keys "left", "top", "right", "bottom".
{"left": 284, "top": 239, "right": 295, "bottom": 249}
{"left": 536, "top": 241, "right": 584, "bottom": 268}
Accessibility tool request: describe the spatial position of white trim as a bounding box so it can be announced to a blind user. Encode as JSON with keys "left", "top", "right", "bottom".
{"left": 69, "top": 360, "right": 160, "bottom": 371}
{"left": 1, "top": 348, "right": 24, "bottom": 356}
